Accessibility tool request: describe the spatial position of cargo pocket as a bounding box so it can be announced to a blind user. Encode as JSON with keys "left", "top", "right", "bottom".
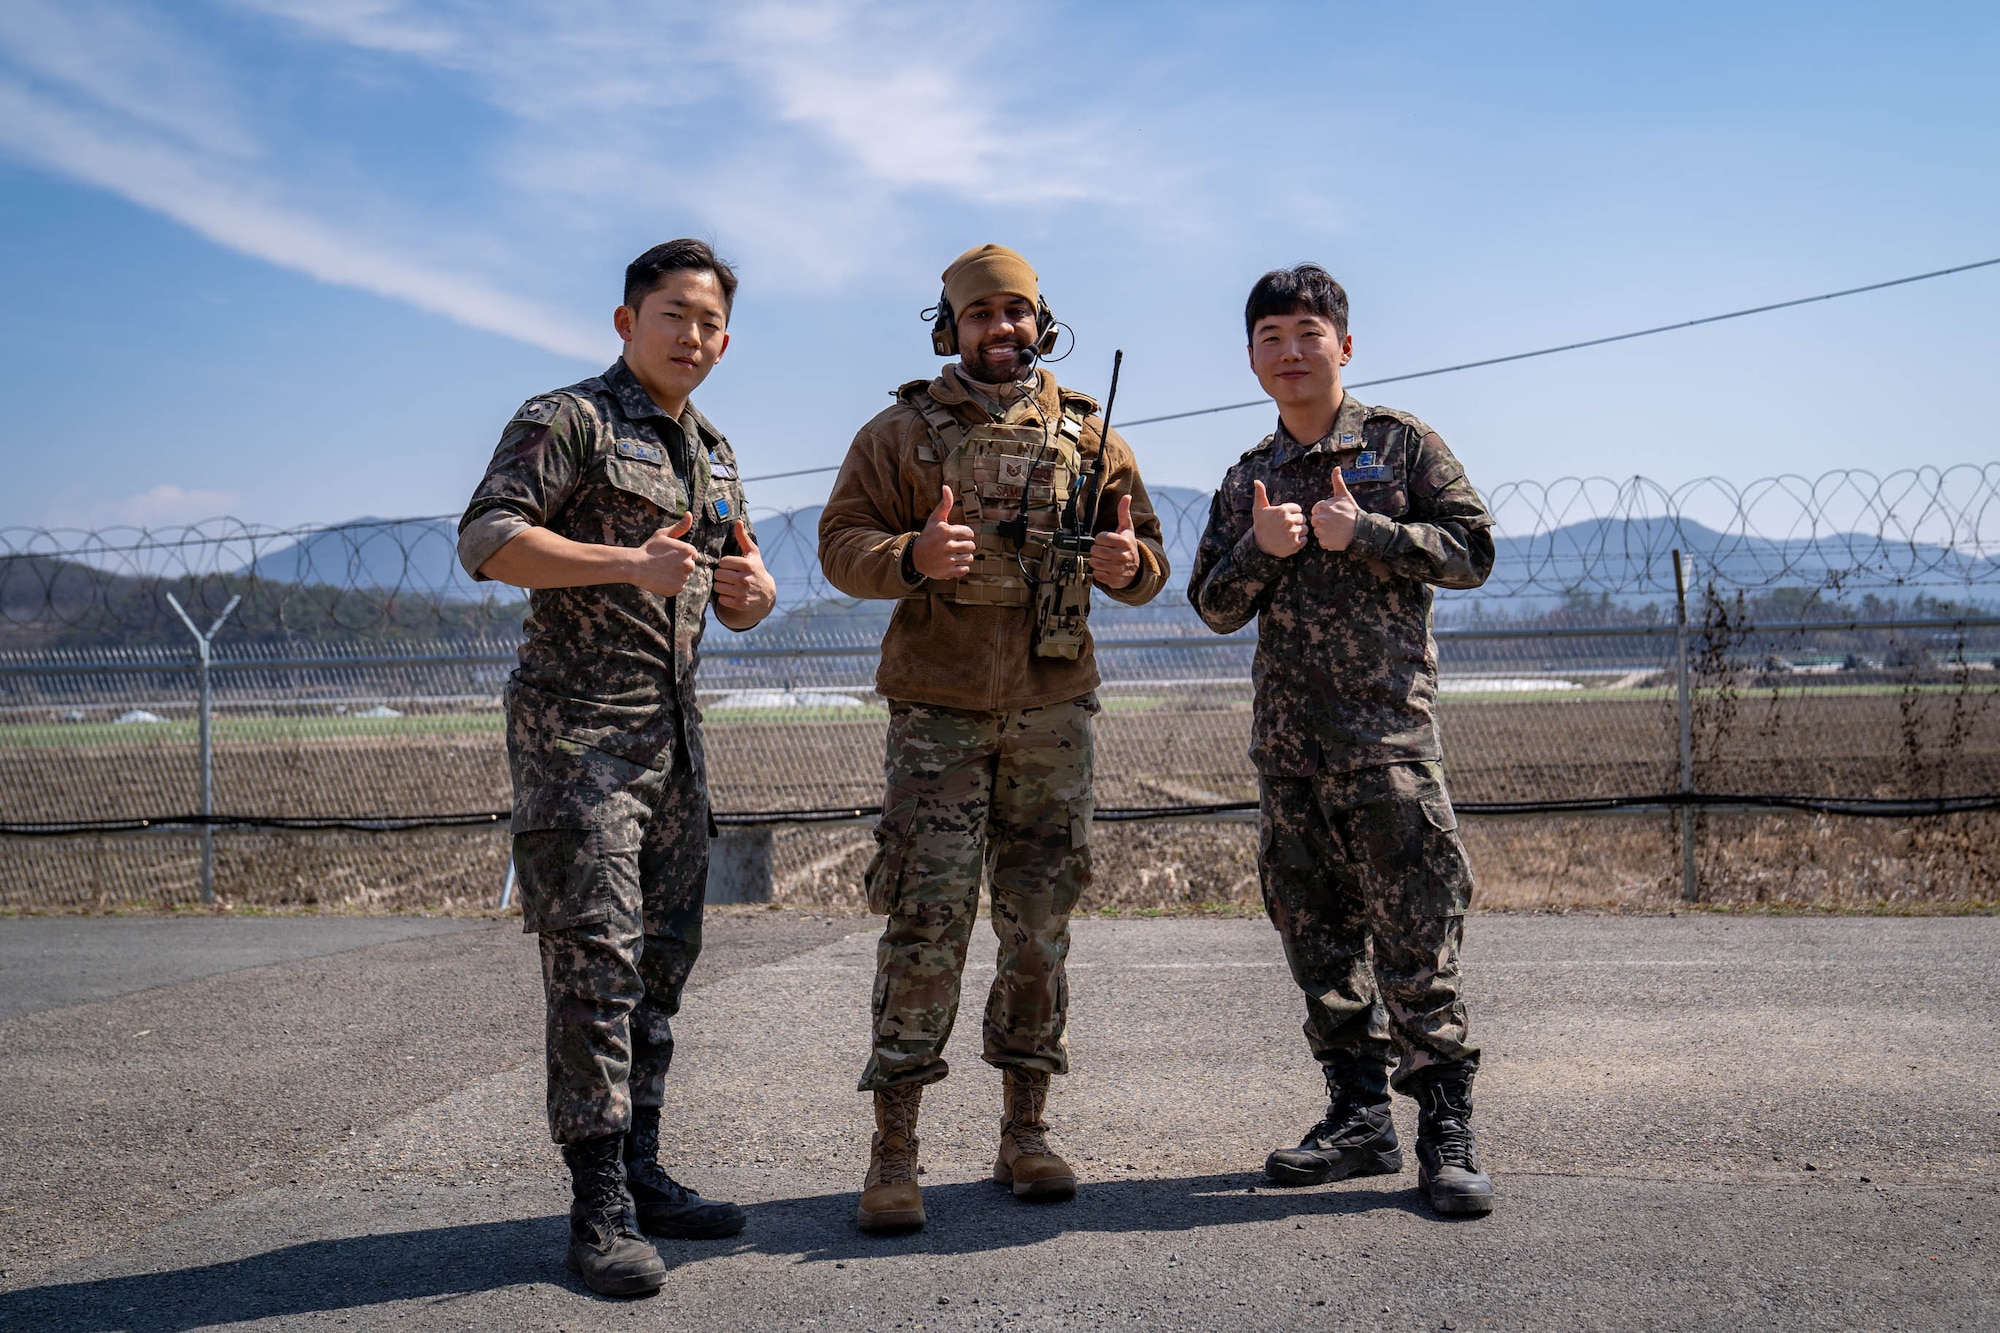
{"left": 1055, "top": 795, "right": 1094, "bottom": 914}
{"left": 1415, "top": 789, "right": 1474, "bottom": 918}
{"left": 864, "top": 786, "right": 920, "bottom": 916}
{"left": 508, "top": 737, "right": 648, "bottom": 934}
{"left": 510, "top": 824, "right": 643, "bottom": 934}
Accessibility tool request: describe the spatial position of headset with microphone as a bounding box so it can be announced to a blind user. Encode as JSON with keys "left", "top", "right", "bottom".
{"left": 924, "top": 289, "right": 1068, "bottom": 360}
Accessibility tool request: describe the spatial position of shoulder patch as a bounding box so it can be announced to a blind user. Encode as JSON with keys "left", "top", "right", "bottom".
{"left": 509, "top": 394, "right": 565, "bottom": 427}
{"left": 1364, "top": 404, "right": 1437, "bottom": 438}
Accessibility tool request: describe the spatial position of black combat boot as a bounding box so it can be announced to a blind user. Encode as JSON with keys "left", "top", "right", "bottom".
{"left": 625, "top": 1106, "right": 747, "bottom": 1239}
{"left": 1410, "top": 1064, "right": 1494, "bottom": 1216}
{"left": 1265, "top": 1062, "right": 1402, "bottom": 1186}
{"left": 562, "top": 1134, "right": 667, "bottom": 1296}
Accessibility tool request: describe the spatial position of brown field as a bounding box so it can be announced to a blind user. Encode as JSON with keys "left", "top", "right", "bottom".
{"left": 4, "top": 687, "right": 1996, "bottom": 912}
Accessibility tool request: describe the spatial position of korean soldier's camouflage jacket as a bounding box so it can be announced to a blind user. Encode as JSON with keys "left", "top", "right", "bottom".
{"left": 457, "top": 358, "right": 750, "bottom": 780}
{"left": 1185, "top": 395, "right": 1494, "bottom": 777}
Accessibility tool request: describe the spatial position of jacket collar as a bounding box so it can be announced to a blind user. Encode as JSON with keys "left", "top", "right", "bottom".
{"left": 931, "top": 363, "right": 1060, "bottom": 424}
{"left": 604, "top": 358, "right": 718, "bottom": 446}
{"left": 1269, "top": 393, "right": 1369, "bottom": 468}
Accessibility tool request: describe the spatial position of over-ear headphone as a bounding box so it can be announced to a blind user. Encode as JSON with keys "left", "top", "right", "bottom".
{"left": 926, "top": 288, "right": 1062, "bottom": 359}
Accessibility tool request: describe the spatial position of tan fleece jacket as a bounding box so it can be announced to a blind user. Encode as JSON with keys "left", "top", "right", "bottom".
{"left": 818, "top": 366, "right": 1169, "bottom": 712}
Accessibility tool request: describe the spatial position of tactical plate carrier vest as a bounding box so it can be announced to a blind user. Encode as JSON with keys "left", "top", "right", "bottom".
{"left": 904, "top": 383, "right": 1099, "bottom": 659}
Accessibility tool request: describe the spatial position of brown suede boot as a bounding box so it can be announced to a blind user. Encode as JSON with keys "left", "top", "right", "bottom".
{"left": 856, "top": 1082, "right": 926, "bottom": 1233}
{"left": 994, "top": 1067, "right": 1077, "bottom": 1201}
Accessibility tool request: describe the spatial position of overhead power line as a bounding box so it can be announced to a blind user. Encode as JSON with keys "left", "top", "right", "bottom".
{"left": 739, "top": 256, "right": 1999, "bottom": 482}
{"left": 1117, "top": 256, "right": 2000, "bottom": 428}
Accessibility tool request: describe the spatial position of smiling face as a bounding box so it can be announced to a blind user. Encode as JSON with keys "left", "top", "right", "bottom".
{"left": 1249, "top": 310, "right": 1352, "bottom": 416}
{"left": 955, "top": 293, "right": 1040, "bottom": 383}
{"left": 614, "top": 268, "right": 731, "bottom": 414}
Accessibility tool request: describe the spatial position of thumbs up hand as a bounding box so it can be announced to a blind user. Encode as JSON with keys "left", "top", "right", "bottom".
{"left": 715, "top": 519, "right": 776, "bottom": 623}
{"left": 1089, "top": 492, "right": 1142, "bottom": 590}
{"left": 1251, "top": 479, "right": 1307, "bottom": 558}
{"left": 1311, "top": 466, "right": 1361, "bottom": 552}
{"left": 911, "top": 485, "right": 976, "bottom": 580}
{"left": 632, "top": 511, "right": 700, "bottom": 596}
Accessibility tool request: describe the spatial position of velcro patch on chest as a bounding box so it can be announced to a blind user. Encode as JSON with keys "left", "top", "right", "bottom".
{"left": 1342, "top": 450, "right": 1392, "bottom": 484}
{"left": 616, "top": 439, "right": 665, "bottom": 465}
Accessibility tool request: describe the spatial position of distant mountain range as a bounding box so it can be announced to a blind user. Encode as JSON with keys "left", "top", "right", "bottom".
{"left": 244, "top": 517, "right": 479, "bottom": 600}
{"left": 223, "top": 487, "right": 1994, "bottom": 627}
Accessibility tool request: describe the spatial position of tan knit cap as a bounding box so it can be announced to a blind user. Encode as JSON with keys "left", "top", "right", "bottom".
{"left": 942, "top": 243, "right": 1039, "bottom": 313}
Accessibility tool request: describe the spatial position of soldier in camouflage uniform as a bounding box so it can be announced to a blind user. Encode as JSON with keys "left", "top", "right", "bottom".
{"left": 818, "top": 244, "right": 1169, "bottom": 1232}
{"left": 458, "top": 241, "right": 775, "bottom": 1294}
{"left": 1187, "top": 264, "right": 1498, "bottom": 1216}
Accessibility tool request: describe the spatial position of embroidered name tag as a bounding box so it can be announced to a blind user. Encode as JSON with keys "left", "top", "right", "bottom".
{"left": 707, "top": 450, "right": 737, "bottom": 480}
{"left": 1342, "top": 449, "right": 1391, "bottom": 483}
{"left": 615, "top": 439, "right": 664, "bottom": 464}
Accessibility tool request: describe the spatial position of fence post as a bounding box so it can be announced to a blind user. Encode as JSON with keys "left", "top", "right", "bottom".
{"left": 166, "top": 593, "right": 241, "bottom": 905}
{"left": 1672, "top": 551, "right": 1697, "bottom": 902}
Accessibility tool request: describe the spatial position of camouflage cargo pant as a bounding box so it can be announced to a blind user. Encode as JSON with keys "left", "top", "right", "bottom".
{"left": 506, "top": 699, "right": 708, "bottom": 1144}
{"left": 858, "top": 695, "right": 1097, "bottom": 1092}
{"left": 1259, "top": 760, "right": 1480, "bottom": 1091}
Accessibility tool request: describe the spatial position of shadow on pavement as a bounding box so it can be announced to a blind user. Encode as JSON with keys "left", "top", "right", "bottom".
{"left": 0, "top": 1216, "right": 575, "bottom": 1332}
{"left": 0, "top": 1173, "right": 1447, "bottom": 1329}
{"left": 699, "top": 1170, "right": 1451, "bottom": 1267}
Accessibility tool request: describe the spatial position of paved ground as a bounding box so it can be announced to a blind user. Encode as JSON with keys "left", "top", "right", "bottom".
{"left": 0, "top": 909, "right": 1993, "bottom": 1331}
{"left": 0, "top": 916, "right": 481, "bottom": 1022}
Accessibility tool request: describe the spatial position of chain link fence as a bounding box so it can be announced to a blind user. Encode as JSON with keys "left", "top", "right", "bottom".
{"left": 4, "top": 466, "right": 1998, "bottom": 912}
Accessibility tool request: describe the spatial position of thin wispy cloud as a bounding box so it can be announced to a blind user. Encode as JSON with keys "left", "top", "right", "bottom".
{"left": 0, "top": 74, "right": 609, "bottom": 358}
{"left": 0, "top": 0, "right": 1158, "bottom": 353}
{"left": 0, "top": 0, "right": 254, "bottom": 157}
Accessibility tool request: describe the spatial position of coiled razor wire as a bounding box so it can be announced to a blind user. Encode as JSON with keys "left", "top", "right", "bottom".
{"left": 5, "top": 466, "right": 2000, "bottom": 641}
{"left": 3, "top": 466, "right": 2000, "bottom": 849}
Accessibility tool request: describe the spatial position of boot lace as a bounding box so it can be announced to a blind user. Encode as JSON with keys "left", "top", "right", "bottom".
{"left": 574, "top": 1152, "right": 639, "bottom": 1236}
{"left": 870, "top": 1085, "right": 922, "bottom": 1185}
{"left": 626, "top": 1114, "right": 696, "bottom": 1201}
{"left": 630, "top": 1157, "right": 696, "bottom": 1201}
{"left": 1007, "top": 1119, "right": 1052, "bottom": 1157}
{"left": 1427, "top": 1115, "right": 1478, "bottom": 1170}
{"left": 1003, "top": 1074, "right": 1052, "bottom": 1156}
{"left": 1303, "top": 1099, "right": 1376, "bottom": 1148}
{"left": 872, "top": 1131, "right": 918, "bottom": 1185}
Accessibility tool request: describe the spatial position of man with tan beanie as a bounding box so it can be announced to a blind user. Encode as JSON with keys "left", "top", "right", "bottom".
{"left": 819, "top": 244, "right": 1169, "bottom": 1232}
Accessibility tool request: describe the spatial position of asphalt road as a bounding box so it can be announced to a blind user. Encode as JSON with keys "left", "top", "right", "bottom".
{"left": 0, "top": 909, "right": 1993, "bottom": 1331}
{"left": 0, "top": 916, "right": 480, "bottom": 1021}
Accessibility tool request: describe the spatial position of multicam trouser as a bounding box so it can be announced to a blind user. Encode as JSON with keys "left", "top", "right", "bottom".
{"left": 506, "top": 698, "right": 708, "bottom": 1144}
{"left": 858, "top": 695, "right": 1097, "bottom": 1091}
{"left": 1259, "top": 760, "right": 1480, "bottom": 1092}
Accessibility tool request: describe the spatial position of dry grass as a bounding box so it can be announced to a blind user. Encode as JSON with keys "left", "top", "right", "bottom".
{"left": 4, "top": 685, "right": 1996, "bottom": 914}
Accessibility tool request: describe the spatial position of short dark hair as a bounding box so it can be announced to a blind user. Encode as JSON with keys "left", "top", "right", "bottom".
{"left": 1244, "top": 264, "right": 1348, "bottom": 342}
{"left": 624, "top": 239, "right": 739, "bottom": 317}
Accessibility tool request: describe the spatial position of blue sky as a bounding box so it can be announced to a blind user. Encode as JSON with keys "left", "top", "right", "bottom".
{"left": 0, "top": 0, "right": 1995, "bottom": 532}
